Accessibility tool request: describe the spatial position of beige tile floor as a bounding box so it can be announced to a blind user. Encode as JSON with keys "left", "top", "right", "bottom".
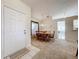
{"left": 32, "top": 38, "right": 78, "bottom": 59}
{"left": 21, "top": 46, "right": 40, "bottom": 59}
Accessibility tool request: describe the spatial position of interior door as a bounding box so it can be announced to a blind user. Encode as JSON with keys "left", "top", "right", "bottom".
{"left": 3, "top": 6, "right": 26, "bottom": 56}
{"left": 57, "top": 21, "right": 65, "bottom": 40}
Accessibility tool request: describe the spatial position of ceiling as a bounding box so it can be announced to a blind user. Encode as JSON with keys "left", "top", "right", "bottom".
{"left": 22, "top": 0, "right": 78, "bottom": 19}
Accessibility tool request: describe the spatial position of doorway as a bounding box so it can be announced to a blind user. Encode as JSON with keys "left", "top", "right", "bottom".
{"left": 57, "top": 21, "right": 65, "bottom": 40}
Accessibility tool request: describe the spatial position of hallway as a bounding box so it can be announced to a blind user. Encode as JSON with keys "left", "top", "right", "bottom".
{"left": 32, "top": 39, "right": 77, "bottom": 59}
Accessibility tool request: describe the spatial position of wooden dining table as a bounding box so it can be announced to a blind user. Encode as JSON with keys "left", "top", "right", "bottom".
{"left": 36, "top": 31, "right": 55, "bottom": 41}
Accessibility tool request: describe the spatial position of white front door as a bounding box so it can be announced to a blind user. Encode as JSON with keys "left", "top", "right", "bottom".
{"left": 3, "top": 6, "right": 26, "bottom": 56}
{"left": 57, "top": 21, "right": 65, "bottom": 40}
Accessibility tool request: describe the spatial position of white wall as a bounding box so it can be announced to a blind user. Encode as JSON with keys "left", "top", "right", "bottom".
{"left": 2, "top": 0, "right": 31, "bottom": 58}
{"left": 31, "top": 17, "right": 40, "bottom": 22}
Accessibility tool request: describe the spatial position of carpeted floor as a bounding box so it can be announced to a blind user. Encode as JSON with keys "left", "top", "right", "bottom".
{"left": 32, "top": 38, "right": 77, "bottom": 59}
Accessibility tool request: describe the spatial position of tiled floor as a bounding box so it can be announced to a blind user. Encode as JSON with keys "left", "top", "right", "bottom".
{"left": 21, "top": 46, "right": 40, "bottom": 59}
{"left": 32, "top": 38, "right": 78, "bottom": 59}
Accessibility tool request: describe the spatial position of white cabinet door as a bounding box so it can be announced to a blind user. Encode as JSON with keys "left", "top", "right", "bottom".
{"left": 3, "top": 6, "right": 26, "bottom": 56}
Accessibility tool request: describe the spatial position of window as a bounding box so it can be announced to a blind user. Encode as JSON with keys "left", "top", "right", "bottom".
{"left": 73, "top": 20, "right": 78, "bottom": 30}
